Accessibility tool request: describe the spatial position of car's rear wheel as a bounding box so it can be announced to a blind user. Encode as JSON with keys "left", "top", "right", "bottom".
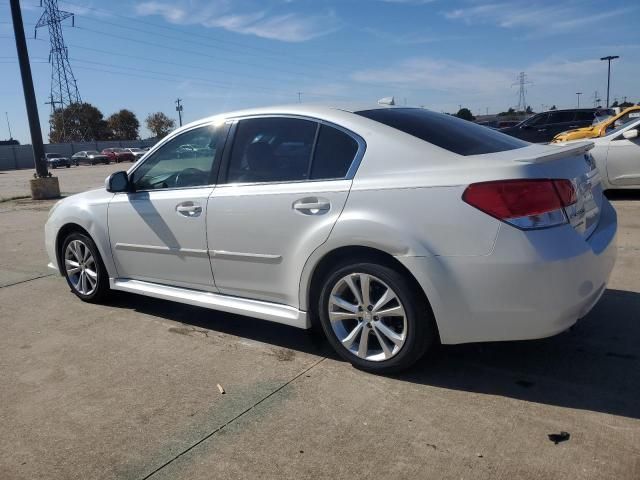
{"left": 61, "top": 232, "right": 109, "bottom": 302}
{"left": 318, "top": 262, "right": 435, "bottom": 373}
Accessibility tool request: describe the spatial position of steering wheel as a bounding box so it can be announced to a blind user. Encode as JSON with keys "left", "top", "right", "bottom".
{"left": 175, "top": 167, "right": 205, "bottom": 187}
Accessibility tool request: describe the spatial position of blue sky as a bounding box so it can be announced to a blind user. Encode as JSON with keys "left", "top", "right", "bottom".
{"left": 1, "top": 0, "right": 639, "bottom": 143}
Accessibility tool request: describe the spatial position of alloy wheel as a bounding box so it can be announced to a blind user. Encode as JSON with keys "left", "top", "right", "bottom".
{"left": 328, "top": 273, "right": 407, "bottom": 361}
{"left": 64, "top": 239, "right": 98, "bottom": 295}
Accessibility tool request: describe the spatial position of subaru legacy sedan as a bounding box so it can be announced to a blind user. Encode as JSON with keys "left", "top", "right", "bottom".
{"left": 45, "top": 104, "right": 617, "bottom": 373}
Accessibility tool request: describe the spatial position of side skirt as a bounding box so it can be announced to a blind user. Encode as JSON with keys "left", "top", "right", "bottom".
{"left": 110, "top": 278, "right": 310, "bottom": 329}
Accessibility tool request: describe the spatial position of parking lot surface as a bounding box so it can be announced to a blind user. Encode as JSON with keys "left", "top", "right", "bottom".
{"left": 1, "top": 167, "right": 639, "bottom": 479}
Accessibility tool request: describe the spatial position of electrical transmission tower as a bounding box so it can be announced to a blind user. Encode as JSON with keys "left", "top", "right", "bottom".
{"left": 35, "top": 0, "right": 82, "bottom": 141}
{"left": 512, "top": 72, "right": 532, "bottom": 112}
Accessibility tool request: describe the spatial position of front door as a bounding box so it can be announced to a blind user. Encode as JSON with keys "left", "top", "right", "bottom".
{"left": 207, "top": 116, "right": 363, "bottom": 307}
{"left": 606, "top": 126, "right": 640, "bottom": 186}
{"left": 108, "top": 122, "right": 223, "bottom": 291}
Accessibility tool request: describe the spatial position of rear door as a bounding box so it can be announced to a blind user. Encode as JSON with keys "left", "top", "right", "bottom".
{"left": 207, "top": 116, "right": 364, "bottom": 307}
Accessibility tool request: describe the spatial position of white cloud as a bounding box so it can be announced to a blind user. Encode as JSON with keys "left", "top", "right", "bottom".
{"left": 134, "top": 1, "right": 339, "bottom": 42}
{"left": 443, "top": 2, "right": 633, "bottom": 36}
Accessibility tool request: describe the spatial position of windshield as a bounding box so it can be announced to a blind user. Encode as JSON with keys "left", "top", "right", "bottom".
{"left": 87, "top": 150, "right": 100, "bottom": 155}
{"left": 355, "top": 108, "right": 528, "bottom": 155}
{"left": 46, "top": 153, "right": 62, "bottom": 158}
{"left": 607, "top": 118, "right": 640, "bottom": 138}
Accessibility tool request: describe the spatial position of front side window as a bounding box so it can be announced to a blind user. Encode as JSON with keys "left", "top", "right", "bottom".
{"left": 131, "top": 124, "right": 219, "bottom": 190}
{"left": 527, "top": 113, "right": 548, "bottom": 126}
{"left": 226, "top": 117, "right": 317, "bottom": 183}
{"left": 547, "top": 111, "right": 575, "bottom": 124}
{"left": 355, "top": 108, "right": 528, "bottom": 156}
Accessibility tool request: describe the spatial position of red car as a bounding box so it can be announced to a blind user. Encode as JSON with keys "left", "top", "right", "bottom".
{"left": 101, "top": 148, "right": 135, "bottom": 163}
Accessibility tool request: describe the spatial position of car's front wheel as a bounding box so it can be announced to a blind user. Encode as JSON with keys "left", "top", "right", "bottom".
{"left": 61, "top": 232, "right": 109, "bottom": 302}
{"left": 318, "top": 262, "right": 436, "bottom": 373}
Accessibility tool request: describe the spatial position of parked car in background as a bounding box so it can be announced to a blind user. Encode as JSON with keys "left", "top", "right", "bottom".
{"left": 125, "top": 147, "right": 147, "bottom": 160}
{"left": 556, "top": 118, "right": 640, "bottom": 190}
{"left": 72, "top": 150, "right": 110, "bottom": 166}
{"left": 500, "top": 108, "right": 615, "bottom": 143}
{"left": 45, "top": 152, "right": 71, "bottom": 168}
{"left": 552, "top": 106, "right": 640, "bottom": 143}
{"left": 476, "top": 119, "right": 522, "bottom": 130}
{"left": 45, "top": 104, "right": 617, "bottom": 373}
{"left": 102, "top": 148, "right": 135, "bottom": 163}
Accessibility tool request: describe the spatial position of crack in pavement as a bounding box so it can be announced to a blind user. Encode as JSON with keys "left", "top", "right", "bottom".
{"left": 0, "top": 273, "right": 54, "bottom": 289}
{"left": 140, "top": 357, "right": 326, "bottom": 480}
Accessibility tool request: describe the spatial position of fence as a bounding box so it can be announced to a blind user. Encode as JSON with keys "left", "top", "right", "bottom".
{"left": 0, "top": 139, "right": 158, "bottom": 171}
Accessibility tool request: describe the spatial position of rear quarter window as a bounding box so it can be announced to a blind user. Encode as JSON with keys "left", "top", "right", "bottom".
{"left": 355, "top": 108, "right": 528, "bottom": 156}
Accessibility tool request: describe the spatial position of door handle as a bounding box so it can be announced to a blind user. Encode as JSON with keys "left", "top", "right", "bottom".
{"left": 176, "top": 202, "right": 202, "bottom": 217}
{"left": 293, "top": 197, "right": 331, "bottom": 214}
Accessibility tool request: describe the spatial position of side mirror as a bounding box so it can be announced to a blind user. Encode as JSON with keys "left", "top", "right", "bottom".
{"left": 622, "top": 129, "right": 638, "bottom": 140}
{"left": 105, "top": 171, "right": 131, "bottom": 192}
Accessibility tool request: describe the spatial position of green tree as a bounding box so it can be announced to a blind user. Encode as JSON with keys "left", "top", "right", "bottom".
{"left": 145, "top": 112, "right": 175, "bottom": 139}
{"left": 107, "top": 109, "right": 140, "bottom": 140}
{"left": 455, "top": 107, "right": 475, "bottom": 121}
{"left": 549, "top": 105, "right": 557, "bottom": 110}
{"left": 49, "top": 102, "right": 109, "bottom": 142}
{"left": 525, "top": 105, "right": 533, "bottom": 114}
{"left": 611, "top": 100, "right": 619, "bottom": 108}
{"left": 619, "top": 101, "right": 634, "bottom": 109}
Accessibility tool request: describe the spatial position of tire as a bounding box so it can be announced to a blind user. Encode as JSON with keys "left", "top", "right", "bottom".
{"left": 61, "top": 232, "right": 110, "bottom": 303}
{"left": 318, "top": 262, "right": 435, "bottom": 374}
{"left": 65, "top": 164, "right": 70, "bottom": 168}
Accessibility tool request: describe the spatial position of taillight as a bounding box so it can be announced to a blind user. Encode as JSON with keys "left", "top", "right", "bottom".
{"left": 462, "top": 179, "right": 577, "bottom": 230}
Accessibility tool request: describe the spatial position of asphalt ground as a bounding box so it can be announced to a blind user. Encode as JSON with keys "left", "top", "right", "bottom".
{"left": 0, "top": 166, "right": 638, "bottom": 479}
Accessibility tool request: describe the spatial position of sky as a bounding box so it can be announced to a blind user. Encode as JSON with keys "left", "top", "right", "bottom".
{"left": 1, "top": 0, "right": 639, "bottom": 144}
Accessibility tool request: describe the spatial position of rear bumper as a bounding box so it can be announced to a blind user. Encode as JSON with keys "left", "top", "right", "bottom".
{"left": 398, "top": 199, "right": 617, "bottom": 344}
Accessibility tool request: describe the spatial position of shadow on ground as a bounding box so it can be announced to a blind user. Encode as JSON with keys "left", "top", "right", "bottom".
{"left": 110, "top": 288, "right": 640, "bottom": 420}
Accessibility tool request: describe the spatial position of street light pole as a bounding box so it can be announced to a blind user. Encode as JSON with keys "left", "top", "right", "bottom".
{"left": 576, "top": 92, "right": 582, "bottom": 108}
{"left": 10, "top": 0, "right": 48, "bottom": 178}
{"left": 175, "top": 98, "right": 183, "bottom": 127}
{"left": 600, "top": 55, "right": 619, "bottom": 108}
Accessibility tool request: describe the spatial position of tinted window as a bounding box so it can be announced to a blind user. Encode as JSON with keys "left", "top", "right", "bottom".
{"left": 574, "top": 111, "right": 596, "bottom": 121}
{"left": 132, "top": 124, "right": 219, "bottom": 190}
{"left": 226, "top": 117, "right": 317, "bottom": 183}
{"left": 548, "top": 111, "right": 575, "bottom": 123}
{"left": 310, "top": 125, "right": 359, "bottom": 180}
{"left": 527, "top": 113, "right": 548, "bottom": 126}
{"left": 355, "top": 108, "right": 528, "bottom": 155}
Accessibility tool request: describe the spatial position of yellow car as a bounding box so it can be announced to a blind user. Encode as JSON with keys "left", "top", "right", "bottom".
{"left": 552, "top": 106, "right": 640, "bottom": 142}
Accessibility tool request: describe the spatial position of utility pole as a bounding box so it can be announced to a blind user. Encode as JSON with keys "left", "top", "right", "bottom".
{"left": 5, "top": 112, "right": 13, "bottom": 139}
{"left": 512, "top": 72, "right": 532, "bottom": 112}
{"left": 10, "top": 0, "right": 48, "bottom": 178}
{"left": 593, "top": 91, "right": 600, "bottom": 107}
{"left": 175, "top": 98, "right": 183, "bottom": 127}
{"left": 36, "top": 0, "right": 82, "bottom": 142}
{"left": 600, "top": 55, "right": 619, "bottom": 108}
{"left": 297, "top": 92, "right": 302, "bottom": 103}
{"left": 576, "top": 92, "right": 582, "bottom": 108}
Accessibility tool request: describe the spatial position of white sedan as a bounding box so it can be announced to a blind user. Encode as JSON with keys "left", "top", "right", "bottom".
{"left": 44, "top": 104, "right": 617, "bottom": 373}
{"left": 572, "top": 118, "right": 640, "bottom": 190}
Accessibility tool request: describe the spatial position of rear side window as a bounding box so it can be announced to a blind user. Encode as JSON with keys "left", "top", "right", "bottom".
{"left": 227, "top": 117, "right": 317, "bottom": 183}
{"left": 310, "top": 125, "right": 359, "bottom": 180}
{"left": 355, "top": 108, "right": 527, "bottom": 156}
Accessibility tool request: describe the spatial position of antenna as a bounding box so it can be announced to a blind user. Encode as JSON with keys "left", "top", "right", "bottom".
{"left": 36, "top": 0, "right": 82, "bottom": 141}
{"left": 511, "top": 72, "right": 532, "bottom": 112}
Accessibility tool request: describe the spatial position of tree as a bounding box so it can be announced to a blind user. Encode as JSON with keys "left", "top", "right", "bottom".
{"left": 611, "top": 100, "right": 619, "bottom": 108}
{"left": 455, "top": 107, "right": 475, "bottom": 121}
{"left": 619, "top": 101, "right": 634, "bottom": 109}
{"left": 49, "top": 102, "right": 109, "bottom": 142}
{"left": 107, "top": 109, "right": 140, "bottom": 140}
{"left": 525, "top": 105, "right": 533, "bottom": 114}
{"left": 145, "top": 112, "right": 175, "bottom": 139}
{"left": 549, "top": 105, "right": 557, "bottom": 110}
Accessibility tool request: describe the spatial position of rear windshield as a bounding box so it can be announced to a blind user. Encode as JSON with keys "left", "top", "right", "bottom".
{"left": 355, "top": 108, "right": 528, "bottom": 156}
